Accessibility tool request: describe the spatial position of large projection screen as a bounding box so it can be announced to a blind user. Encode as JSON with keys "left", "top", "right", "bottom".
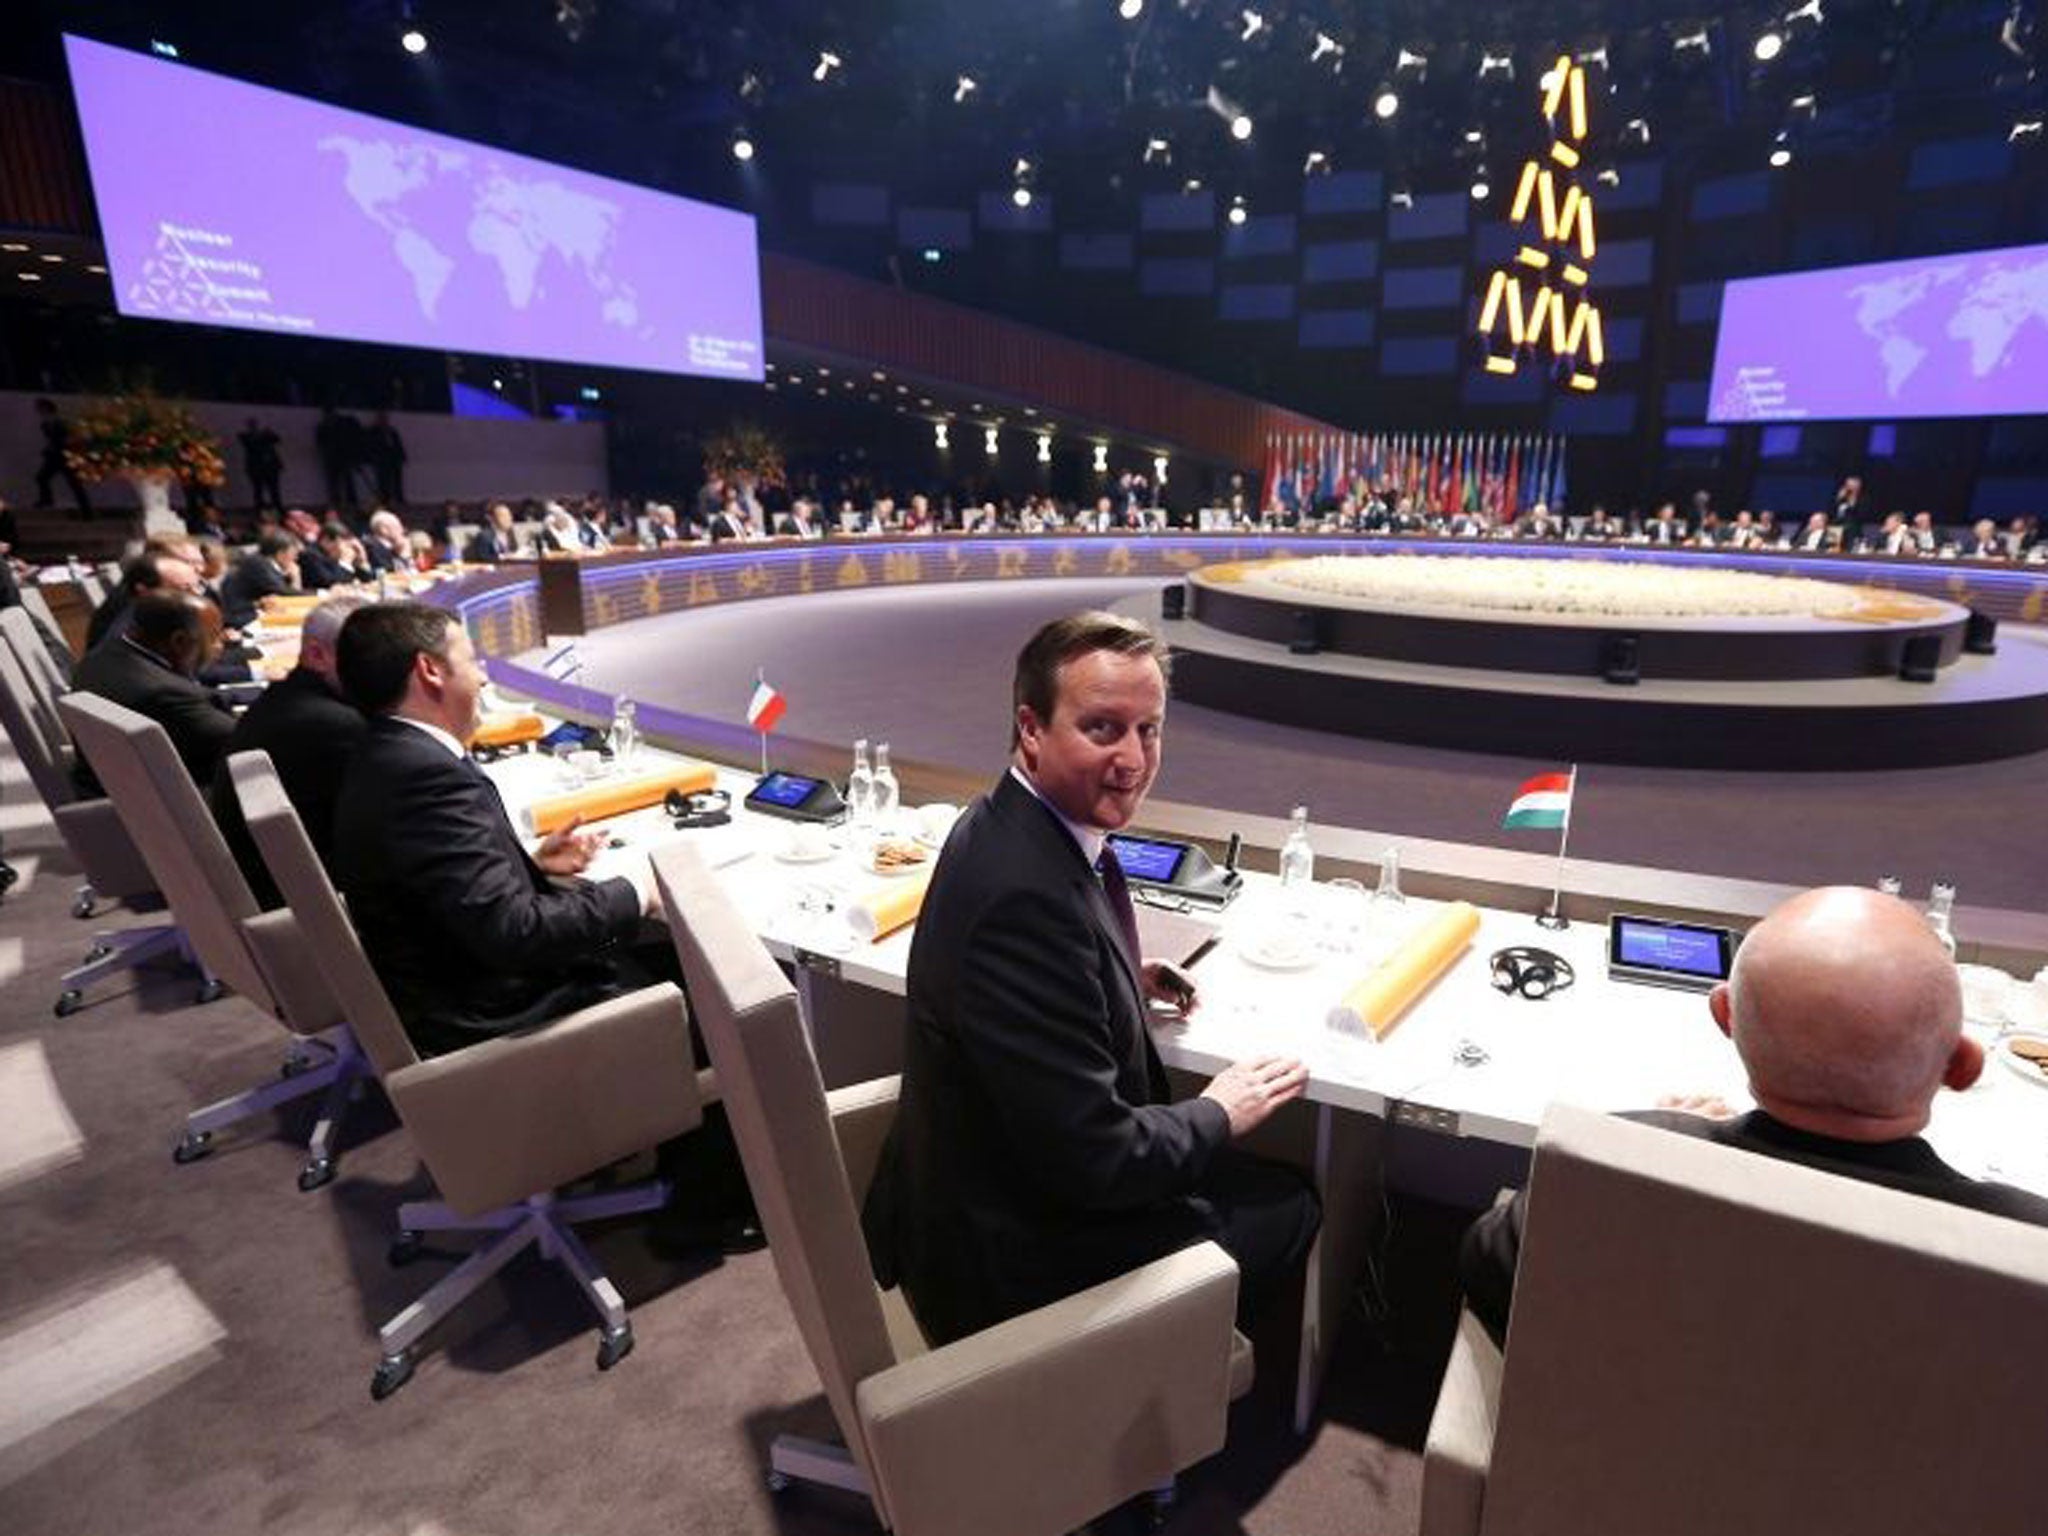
{"left": 64, "top": 34, "right": 763, "bottom": 381}
{"left": 1708, "top": 242, "right": 2048, "bottom": 422}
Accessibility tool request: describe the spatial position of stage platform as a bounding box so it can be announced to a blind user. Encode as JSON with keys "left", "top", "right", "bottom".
{"left": 1152, "top": 577, "right": 2048, "bottom": 770}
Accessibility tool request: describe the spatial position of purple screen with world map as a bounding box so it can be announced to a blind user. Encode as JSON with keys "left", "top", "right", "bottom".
{"left": 64, "top": 34, "right": 763, "bottom": 381}
{"left": 1708, "top": 242, "right": 2048, "bottom": 422}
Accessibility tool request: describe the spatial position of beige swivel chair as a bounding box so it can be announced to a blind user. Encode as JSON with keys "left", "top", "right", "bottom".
{"left": 15, "top": 581, "right": 65, "bottom": 645}
{"left": 651, "top": 843, "right": 1252, "bottom": 1536}
{"left": 56, "top": 694, "right": 370, "bottom": 1190}
{"left": 0, "top": 618, "right": 176, "bottom": 1013}
{"left": 230, "top": 750, "right": 706, "bottom": 1398}
{"left": 1421, "top": 1103, "right": 2048, "bottom": 1536}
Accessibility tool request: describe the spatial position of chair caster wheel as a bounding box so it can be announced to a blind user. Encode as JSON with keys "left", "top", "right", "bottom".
{"left": 297, "top": 1157, "right": 335, "bottom": 1192}
{"left": 1143, "top": 1488, "right": 1177, "bottom": 1532}
{"left": 280, "top": 1053, "right": 314, "bottom": 1079}
{"left": 195, "top": 978, "right": 227, "bottom": 1005}
{"left": 596, "top": 1325, "right": 634, "bottom": 1371}
{"left": 173, "top": 1130, "right": 213, "bottom": 1165}
{"left": 388, "top": 1231, "right": 424, "bottom": 1267}
{"left": 765, "top": 1469, "right": 792, "bottom": 1495}
{"left": 72, "top": 893, "right": 97, "bottom": 919}
{"left": 54, "top": 989, "right": 83, "bottom": 1018}
{"left": 84, "top": 941, "right": 112, "bottom": 962}
{"left": 370, "top": 1352, "right": 414, "bottom": 1401}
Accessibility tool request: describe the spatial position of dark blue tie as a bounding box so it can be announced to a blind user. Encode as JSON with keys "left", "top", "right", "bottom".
{"left": 1095, "top": 848, "right": 1143, "bottom": 966}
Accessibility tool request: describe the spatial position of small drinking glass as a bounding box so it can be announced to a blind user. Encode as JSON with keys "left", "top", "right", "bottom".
{"left": 1322, "top": 878, "right": 1369, "bottom": 954}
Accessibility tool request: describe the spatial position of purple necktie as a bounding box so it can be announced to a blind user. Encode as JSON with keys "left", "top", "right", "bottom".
{"left": 1095, "top": 849, "right": 1143, "bottom": 966}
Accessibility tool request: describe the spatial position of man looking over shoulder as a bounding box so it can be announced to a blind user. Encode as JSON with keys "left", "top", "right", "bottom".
{"left": 863, "top": 611, "right": 1320, "bottom": 1346}
{"left": 331, "top": 602, "right": 660, "bottom": 1058}
{"left": 1459, "top": 886, "right": 2048, "bottom": 1346}
{"left": 210, "top": 593, "right": 370, "bottom": 908}
{"left": 70, "top": 591, "right": 232, "bottom": 796}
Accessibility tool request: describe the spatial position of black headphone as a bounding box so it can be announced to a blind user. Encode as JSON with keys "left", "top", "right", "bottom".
{"left": 1490, "top": 946, "right": 1575, "bottom": 1001}
{"left": 665, "top": 786, "right": 732, "bottom": 829}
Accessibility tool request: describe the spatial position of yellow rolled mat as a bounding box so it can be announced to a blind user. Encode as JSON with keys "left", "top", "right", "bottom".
{"left": 846, "top": 873, "right": 933, "bottom": 944}
{"left": 1326, "top": 901, "right": 1481, "bottom": 1041}
{"left": 471, "top": 712, "right": 546, "bottom": 750}
{"left": 525, "top": 762, "right": 717, "bottom": 835}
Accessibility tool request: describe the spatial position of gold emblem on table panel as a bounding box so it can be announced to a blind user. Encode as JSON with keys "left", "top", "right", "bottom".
{"left": 996, "top": 548, "right": 1029, "bottom": 579}
{"left": 883, "top": 550, "right": 923, "bottom": 584}
{"left": 1103, "top": 544, "right": 1133, "bottom": 576}
{"left": 687, "top": 570, "right": 722, "bottom": 606}
{"left": 591, "top": 589, "right": 616, "bottom": 627}
{"left": 641, "top": 573, "right": 665, "bottom": 615}
{"left": 737, "top": 562, "right": 773, "bottom": 597}
{"left": 1162, "top": 549, "right": 1204, "bottom": 570}
{"left": 798, "top": 556, "right": 816, "bottom": 593}
{"left": 2023, "top": 588, "right": 2044, "bottom": 623}
{"left": 946, "top": 547, "right": 971, "bottom": 579}
{"left": 836, "top": 554, "right": 871, "bottom": 587}
{"left": 508, "top": 602, "right": 537, "bottom": 654}
{"left": 1051, "top": 546, "right": 1079, "bottom": 577}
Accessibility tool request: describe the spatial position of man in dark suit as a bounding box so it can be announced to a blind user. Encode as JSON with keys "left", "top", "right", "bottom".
{"left": 238, "top": 417, "right": 285, "bottom": 512}
{"left": 330, "top": 602, "right": 661, "bottom": 1057}
{"left": 1645, "top": 502, "right": 1687, "bottom": 544}
{"left": 464, "top": 502, "right": 525, "bottom": 563}
{"left": 1458, "top": 886, "right": 2048, "bottom": 1346}
{"left": 863, "top": 612, "right": 1320, "bottom": 1346}
{"left": 85, "top": 548, "right": 205, "bottom": 652}
{"left": 299, "top": 522, "right": 371, "bottom": 590}
{"left": 71, "top": 593, "right": 232, "bottom": 796}
{"left": 210, "top": 594, "right": 369, "bottom": 908}
{"left": 219, "top": 533, "right": 302, "bottom": 628}
{"left": 32, "top": 397, "right": 93, "bottom": 516}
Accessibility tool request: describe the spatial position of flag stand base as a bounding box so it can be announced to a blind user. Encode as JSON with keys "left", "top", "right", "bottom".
{"left": 1535, "top": 907, "right": 1570, "bottom": 931}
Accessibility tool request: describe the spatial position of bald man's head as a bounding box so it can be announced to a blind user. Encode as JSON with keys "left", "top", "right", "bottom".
{"left": 1715, "top": 887, "right": 1973, "bottom": 1141}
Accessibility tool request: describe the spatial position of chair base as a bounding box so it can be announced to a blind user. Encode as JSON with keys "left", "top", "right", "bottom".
{"left": 369, "top": 1180, "right": 671, "bottom": 1400}
{"left": 173, "top": 1026, "right": 370, "bottom": 1190}
{"left": 55, "top": 922, "right": 185, "bottom": 1015}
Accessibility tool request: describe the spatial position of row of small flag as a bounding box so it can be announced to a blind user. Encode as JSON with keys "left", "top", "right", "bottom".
{"left": 1261, "top": 430, "right": 1569, "bottom": 520}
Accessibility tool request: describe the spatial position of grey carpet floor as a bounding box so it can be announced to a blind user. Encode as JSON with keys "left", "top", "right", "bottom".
{"left": 550, "top": 578, "right": 2048, "bottom": 910}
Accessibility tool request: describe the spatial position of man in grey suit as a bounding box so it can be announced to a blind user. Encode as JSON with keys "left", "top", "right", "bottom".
{"left": 863, "top": 612, "right": 1319, "bottom": 1346}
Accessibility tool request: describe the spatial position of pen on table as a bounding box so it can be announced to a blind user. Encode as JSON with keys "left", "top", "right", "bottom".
{"left": 1180, "top": 934, "right": 1220, "bottom": 971}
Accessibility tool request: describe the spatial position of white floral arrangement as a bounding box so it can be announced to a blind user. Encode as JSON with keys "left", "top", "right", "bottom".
{"left": 1261, "top": 555, "right": 1851, "bottom": 618}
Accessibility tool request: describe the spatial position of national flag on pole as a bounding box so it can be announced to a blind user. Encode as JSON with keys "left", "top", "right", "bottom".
{"left": 1503, "top": 770, "right": 1574, "bottom": 830}
{"left": 747, "top": 676, "right": 787, "bottom": 733}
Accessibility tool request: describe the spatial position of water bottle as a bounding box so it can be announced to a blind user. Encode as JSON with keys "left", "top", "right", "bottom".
{"left": 1877, "top": 874, "right": 1903, "bottom": 896}
{"left": 871, "top": 742, "right": 900, "bottom": 829}
{"left": 1925, "top": 881, "right": 1958, "bottom": 958}
{"left": 1279, "top": 806, "right": 1315, "bottom": 890}
{"left": 610, "top": 695, "right": 637, "bottom": 768}
{"left": 847, "top": 739, "right": 874, "bottom": 827}
{"left": 1374, "top": 845, "right": 1406, "bottom": 903}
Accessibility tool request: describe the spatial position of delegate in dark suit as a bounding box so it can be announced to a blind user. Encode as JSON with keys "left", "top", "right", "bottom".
{"left": 219, "top": 544, "right": 296, "bottom": 629}
{"left": 332, "top": 716, "right": 645, "bottom": 1056}
{"left": 70, "top": 604, "right": 234, "bottom": 796}
{"left": 863, "top": 615, "right": 1318, "bottom": 1347}
{"left": 210, "top": 665, "right": 366, "bottom": 908}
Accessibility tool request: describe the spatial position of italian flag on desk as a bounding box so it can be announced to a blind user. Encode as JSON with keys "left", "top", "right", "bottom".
{"left": 1503, "top": 770, "right": 1574, "bottom": 831}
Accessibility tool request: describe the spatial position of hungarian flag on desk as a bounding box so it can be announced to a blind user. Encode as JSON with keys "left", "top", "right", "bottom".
{"left": 1503, "top": 770, "right": 1573, "bottom": 830}
{"left": 746, "top": 677, "right": 787, "bottom": 733}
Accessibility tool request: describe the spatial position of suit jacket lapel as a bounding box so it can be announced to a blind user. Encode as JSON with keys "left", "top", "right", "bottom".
{"left": 992, "top": 774, "right": 1145, "bottom": 1019}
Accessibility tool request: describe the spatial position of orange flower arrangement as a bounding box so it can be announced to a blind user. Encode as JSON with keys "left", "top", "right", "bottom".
{"left": 65, "top": 395, "right": 228, "bottom": 488}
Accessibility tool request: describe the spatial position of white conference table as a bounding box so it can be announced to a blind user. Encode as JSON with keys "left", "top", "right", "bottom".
{"left": 482, "top": 741, "right": 2048, "bottom": 1428}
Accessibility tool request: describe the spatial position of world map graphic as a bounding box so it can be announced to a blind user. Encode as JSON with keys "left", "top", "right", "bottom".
{"left": 1849, "top": 253, "right": 2048, "bottom": 399}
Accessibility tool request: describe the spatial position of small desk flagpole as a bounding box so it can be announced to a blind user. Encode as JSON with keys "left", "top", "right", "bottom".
{"left": 1537, "top": 763, "right": 1578, "bottom": 930}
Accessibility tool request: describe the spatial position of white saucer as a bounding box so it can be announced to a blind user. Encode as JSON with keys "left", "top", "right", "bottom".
{"left": 1997, "top": 1036, "right": 2048, "bottom": 1090}
{"left": 774, "top": 842, "right": 838, "bottom": 865}
{"left": 1238, "top": 935, "right": 1319, "bottom": 972}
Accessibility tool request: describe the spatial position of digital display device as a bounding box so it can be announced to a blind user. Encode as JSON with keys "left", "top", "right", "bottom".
{"left": 63, "top": 34, "right": 763, "bottom": 379}
{"left": 1107, "top": 836, "right": 1189, "bottom": 884}
{"left": 751, "top": 772, "right": 819, "bottom": 809}
{"left": 1707, "top": 241, "right": 2048, "bottom": 422}
{"left": 1607, "top": 914, "right": 1738, "bottom": 992}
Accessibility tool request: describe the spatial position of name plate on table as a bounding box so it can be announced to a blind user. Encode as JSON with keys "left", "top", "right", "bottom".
{"left": 1104, "top": 833, "right": 1242, "bottom": 910}
{"left": 1607, "top": 914, "right": 1738, "bottom": 993}
{"left": 745, "top": 771, "right": 848, "bottom": 824}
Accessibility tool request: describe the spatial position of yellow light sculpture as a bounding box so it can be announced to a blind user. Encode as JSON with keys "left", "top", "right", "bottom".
{"left": 1474, "top": 55, "right": 1604, "bottom": 390}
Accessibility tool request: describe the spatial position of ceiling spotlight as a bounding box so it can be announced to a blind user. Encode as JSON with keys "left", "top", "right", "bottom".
{"left": 1470, "top": 171, "right": 1491, "bottom": 200}
{"left": 1769, "top": 146, "right": 1792, "bottom": 167}
{"left": 16, "top": 271, "right": 41, "bottom": 283}
{"left": 1624, "top": 116, "right": 1652, "bottom": 143}
{"left": 1230, "top": 114, "right": 1253, "bottom": 141}
{"left": 813, "top": 50, "right": 842, "bottom": 83}
{"left": 935, "top": 422, "right": 949, "bottom": 449}
{"left": 1093, "top": 444, "right": 1109, "bottom": 472}
{"left": 1303, "top": 149, "right": 1330, "bottom": 174}
{"left": 1673, "top": 28, "right": 1711, "bottom": 56}
{"left": 1118, "top": 0, "right": 1144, "bottom": 19}
{"left": 1478, "top": 51, "right": 1515, "bottom": 81}
{"left": 1395, "top": 47, "right": 1428, "bottom": 78}
{"left": 954, "top": 75, "right": 977, "bottom": 103}
{"left": 2012, "top": 118, "right": 2044, "bottom": 142}
{"left": 1374, "top": 89, "right": 1400, "bottom": 119}
{"left": 739, "top": 71, "right": 765, "bottom": 103}
{"left": 1014, "top": 156, "right": 1033, "bottom": 178}
{"left": 1575, "top": 46, "right": 1609, "bottom": 70}
{"left": 0, "top": 242, "right": 25, "bottom": 252}
{"left": 922, "top": 248, "right": 941, "bottom": 263}
{"left": 149, "top": 39, "right": 179, "bottom": 58}
{"left": 1786, "top": 0, "right": 1824, "bottom": 25}
{"left": 1754, "top": 31, "right": 1784, "bottom": 61}
{"left": 732, "top": 134, "right": 755, "bottom": 162}
{"left": 1790, "top": 92, "right": 1818, "bottom": 114}
{"left": 1464, "top": 128, "right": 1485, "bottom": 145}
{"left": 400, "top": 28, "right": 428, "bottom": 55}
{"left": 1144, "top": 136, "right": 1172, "bottom": 165}
{"left": 1012, "top": 185, "right": 1033, "bottom": 208}
{"left": 1240, "top": 9, "right": 1265, "bottom": 42}
{"left": 984, "top": 426, "right": 1000, "bottom": 454}
{"left": 1596, "top": 165, "right": 1621, "bottom": 186}
{"left": 1311, "top": 32, "right": 1343, "bottom": 66}
{"left": 1036, "top": 434, "right": 1053, "bottom": 463}
{"left": 39, "top": 253, "right": 63, "bottom": 263}
{"left": 554, "top": 0, "right": 593, "bottom": 43}
{"left": 1228, "top": 196, "right": 1248, "bottom": 225}
{"left": 1390, "top": 188, "right": 1414, "bottom": 209}
{"left": 1182, "top": 177, "right": 1204, "bottom": 194}
{"left": 87, "top": 263, "right": 108, "bottom": 274}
